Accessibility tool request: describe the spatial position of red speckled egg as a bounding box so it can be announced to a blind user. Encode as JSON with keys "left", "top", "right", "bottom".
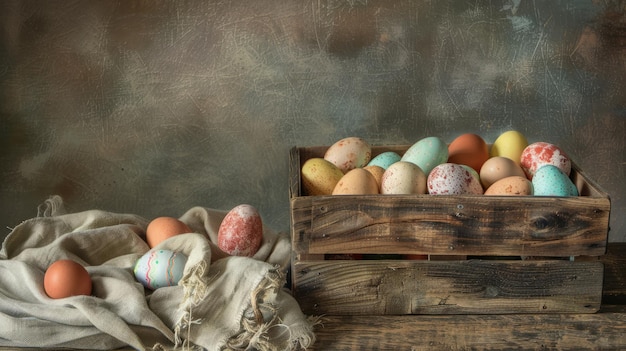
{"left": 427, "top": 163, "right": 483, "bottom": 195}
{"left": 218, "top": 204, "right": 263, "bottom": 257}
{"left": 447, "top": 133, "right": 490, "bottom": 173}
{"left": 520, "top": 142, "right": 571, "bottom": 179}
{"left": 44, "top": 259, "right": 92, "bottom": 299}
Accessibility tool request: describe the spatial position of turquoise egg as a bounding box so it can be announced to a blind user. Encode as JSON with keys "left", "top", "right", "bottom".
{"left": 532, "top": 165, "right": 579, "bottom": 196}
{"left": 401, "top": 136, "right": 448, "bottom": 175}
{"left": 367, "top": 151, "right": 401, "bottom": 169}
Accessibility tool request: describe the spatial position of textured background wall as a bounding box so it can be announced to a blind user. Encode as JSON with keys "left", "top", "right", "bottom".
{"left": 1, "top": 0, "right": 624, "bottom": 241}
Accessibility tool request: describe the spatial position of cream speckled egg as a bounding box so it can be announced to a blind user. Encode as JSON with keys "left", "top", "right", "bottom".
{"left": 380, "top": 161, "right": 427, "bottom": 195}
{"left": 324, "top": 137, "right": 372, "bottom": 173}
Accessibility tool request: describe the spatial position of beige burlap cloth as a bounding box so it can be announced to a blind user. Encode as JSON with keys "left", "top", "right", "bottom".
{"left": 0, "top": 196, "right": 317, "bottom": 351}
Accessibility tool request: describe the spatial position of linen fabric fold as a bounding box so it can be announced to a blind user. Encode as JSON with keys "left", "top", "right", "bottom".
{"left": 0, "top": 196, "right": 316, "bottom": 351}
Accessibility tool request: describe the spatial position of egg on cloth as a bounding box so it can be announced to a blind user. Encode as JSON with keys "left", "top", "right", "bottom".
{"left": 520, "top": 142, "right": 571, "bottom": 179}
{"left": 218, "top": 204, "right": 264, "bottom": 257}
{"left": 146, "top": 216, "right": 192, "bottom": 248}
{"left": 380, "top": 161, "right": 427, "bottom": 194}
{"left": 427, "top": 163, "right": 483, "bottom": 195}
{"left": 301, "top": 157, "right": 344, "bottom": 195}
{"left": 532, "top": 165, "right": 578, "bottom": 196}
{"left": 324, "top": 137, "right": 372, "bottom": 173}
{"left": 401, "top": 136, "right": 448, "bottom": 175}
{"left": 44, "top": 259, "right": 92, "bottom": 299}
{"left": 332, "top": 168, "right": 379, "bottom": 195}
{"left": 447, "top": 133, "right": 490, "bottom": 173}
{"left": 134, "top": 249, "right": 188, "bottom": 290}
{"left": 484, "top": 176, "right": 533, "bottom": 196}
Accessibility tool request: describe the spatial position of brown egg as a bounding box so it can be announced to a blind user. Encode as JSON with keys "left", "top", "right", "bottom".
{"left": 479, "top": 156, "right": 527, "bottom": 189}
{"left": 146, "top": 216, "right": 192, "bottom": 248}
{"left": 447, "top": 133, "right": 489, "bottom": 173}
{"left": 44, "top": 259, "right": 92, "bottom": 299}
{"left": 363, "top": 165, "right": 385, "bottom": 191}
{"left": 332, "top": 168, "right": 379, "bottom": 195}
{"left": 484, "top": 176, "right": 534, "bottom": 196}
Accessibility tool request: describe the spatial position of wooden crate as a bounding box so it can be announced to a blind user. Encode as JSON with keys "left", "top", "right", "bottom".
{"left": 289, "top": 145, "right": 611, "bottom": 315}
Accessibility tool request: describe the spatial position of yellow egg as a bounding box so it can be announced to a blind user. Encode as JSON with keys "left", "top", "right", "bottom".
{"left": 301, "top": 158, "right": 344, "bottom": 196}
{"left": 490, "top": 130, "right": 528, "bottom": 165}
{"left": 332, "top": 168, "right": 379, "bottom": 195}
{"left": 484, "top": 176, "right": 533, "bottom": 196}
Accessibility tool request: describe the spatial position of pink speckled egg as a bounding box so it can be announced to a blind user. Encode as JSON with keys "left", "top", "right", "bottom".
{"left": 427, "top": 163, "right": 483, "bottom": 195}
{"left": 218, "top": 204, "right": 263, "bottom": 257}
{"left": 520, "top": 142, "right": 571, "bottom": 179}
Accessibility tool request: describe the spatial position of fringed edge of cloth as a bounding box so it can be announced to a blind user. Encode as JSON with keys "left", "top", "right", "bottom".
{"left": 173, "top": 260, "right": 209, "bottom": 351}
{"left": 225, "top": 266, "right": 318, "bottom": 351}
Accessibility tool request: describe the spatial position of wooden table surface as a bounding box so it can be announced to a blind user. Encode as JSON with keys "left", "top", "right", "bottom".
{"left": 310, "top": 243, "right": 626, "bottom": 350}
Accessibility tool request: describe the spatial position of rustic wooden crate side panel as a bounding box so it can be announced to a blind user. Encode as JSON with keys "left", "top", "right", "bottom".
{"left": 290, "top": 146, "right": 610, "bottom": 257}
{"left": 293, "top": 260, "right": 604, "bottom": 315}
{"left": 291, "top": 195, "right": 609, "bottom": 257}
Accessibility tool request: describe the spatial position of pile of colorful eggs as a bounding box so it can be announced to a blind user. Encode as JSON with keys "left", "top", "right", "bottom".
{"left": 301, "top": 131, "right": 577, "bottom": 197}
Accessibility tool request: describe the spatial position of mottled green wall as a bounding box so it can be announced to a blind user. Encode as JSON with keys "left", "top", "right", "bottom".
{"left": 1, "top": 0, "right": 624, "bottom": 241}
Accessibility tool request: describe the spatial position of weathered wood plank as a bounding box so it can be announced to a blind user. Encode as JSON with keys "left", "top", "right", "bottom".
{"left": 292, "top": 195, "right": 609, "bottom": 257}
{"left": 294, "top": 260, "right": 603, "bottom": 315}
{"left": 290, "top": 146, "right": 611, "bottom": 258}
{"left": 309, "top": 311, "right": 626, "bottom": 351}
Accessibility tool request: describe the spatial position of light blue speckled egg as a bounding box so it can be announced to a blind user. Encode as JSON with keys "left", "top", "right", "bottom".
{"left": 532, "top": 165, "right": 579, "bottom": 196}
{"left": 401, "top": 136, "right": 448, "bottom": 175}
{"left": 367, "top": 151, "right": 401, "bottom": 169}
{"left": 134, "top": 249, "right": 188, "bottom": 290}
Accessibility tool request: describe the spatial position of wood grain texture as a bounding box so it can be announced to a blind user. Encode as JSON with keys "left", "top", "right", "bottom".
{"left": 293, "top": 260, "right": 603, "bottom": 315}
{"left": 290, "top": 146, "right": 611, "bottom": 258}
{"left": 310, "top": 312, "right": 626, "bottom": 351}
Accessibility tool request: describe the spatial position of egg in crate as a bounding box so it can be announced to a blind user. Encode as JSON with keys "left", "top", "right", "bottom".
{"left": 479, "top": 156, "right": 527, "bottom": 189}
{"left": 218, "top": 204, "right": 264, "bottom": 257}
{"left": 44, "top": 259, "right": 92, "bottom": 299}
{"left": 427, "top": 163, "right": 483, "bottom": 195}
{"left": 380, "top": 161, "right": 427, "bottom": 195}
{"left": 324, "top": 137, "right": 372, "bottom": 173}
{"left": 447, "top": 133, "right": 490, "bottom": 173}
{"left": 301, "top": 158, "right": 344, "bottom": 196}
{"left": 484, "top": 176, "right": 534, "bottom": 196}
{"left": 401, "top": 136, "right": 448, "bottom": 175}
{"left": 367, "top": 151, "right": 401, "bottom": 169}
{"left": 490, "top": 130, "right": 529, "bottom": 165}
{"left": 532, "top": 165, "right": 578, "bottom": 196}
{"left": 134, "top": 249, "right": 188, "bottom": 290}
{"left": 520, "top": 142, "right": 571, "bottom": 179}
{"left": 332, "top": 168, "right": 379, "bottom": 195}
